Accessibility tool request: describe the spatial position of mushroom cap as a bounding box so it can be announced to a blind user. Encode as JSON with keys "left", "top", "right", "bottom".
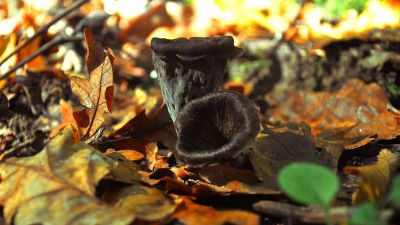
{"left": 175, "top": 91, "right": 260, "bottom": 166}
{"left": 151, "top": 36, "right": 242, "bottom": 58}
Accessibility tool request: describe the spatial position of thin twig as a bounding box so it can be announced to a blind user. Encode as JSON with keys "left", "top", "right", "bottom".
{"left": 0, "top": 36, "right": 82, "bottom": 80}
{"left": 0, "top": 137, "right": 35, "bottom": 161}
{"left": 0, "top": 0, "right": 89, "bottom": 67}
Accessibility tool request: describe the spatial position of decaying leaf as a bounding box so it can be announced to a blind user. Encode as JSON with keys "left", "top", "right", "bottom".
{"left": 102, "top": 183, "right": 176, "bottom": 221}
{"left": 250, "top": 128, "right": 333, "bottom": 189}
{"left": 0, "top": 126, "right": 134, "bottom": 225}
{"left": 268, "top": 79, "right": 400, "bottom": 140}
{"left": 70, "top": 28, "right": 114, "bottom": 139}
{"left": 344, "top": 149, "right": 398, "bottom": 204}
{"left": 101, "top": 105, "right": 176, "bottom": 151}
{"left": 173, "top": 198, "right": 260, "bottom": 225}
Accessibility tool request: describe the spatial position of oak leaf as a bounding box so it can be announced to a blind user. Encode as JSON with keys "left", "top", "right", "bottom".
{"left": 0, "top": 126, "right": 135, "bottom": 225}
{"left": 70, "top": 28, "right": 114, "bottom": 139}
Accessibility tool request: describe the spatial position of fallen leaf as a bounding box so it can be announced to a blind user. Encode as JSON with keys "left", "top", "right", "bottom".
{"left": 100, "top": 105, "right": 176, "bottom": 152}
{"left": 146, "top": 142, "right": 158, "bottom": 170}
{"left": 105, "top": 149, "right": 145, "bottom": 161}
{"left": 268, "top": 79, "right": 400, "bottom": 140}
{"left": 173, "top": 198, "right": 260, "bottom": 225}
{"left": 250, "top": 128, "right": 334, "bottom": 189}
{"left": 102, "top": 183, "right": 176, "bottom": 221}
{"left": 120, "top": 2, "right": 175, "bottom": 41}
{"left": 199, "top": 163, "right": 260, "bottom": 186}
{"left": 17, "top": 36, "right": 46, "bottom": 71}
{"left": 70, "top": 28, "right": 114, "bottom": 139}
{"left": 0, "top": 34, "right": 17, "bottom": 88}
{"left": 0, "top": 126, "right": 135, "bottom": 225}
{"left": 49, "top": 99, "right": 81, "bottom": 139}
{"left": 344, "top": 149, "right": 398, "bottom": 204}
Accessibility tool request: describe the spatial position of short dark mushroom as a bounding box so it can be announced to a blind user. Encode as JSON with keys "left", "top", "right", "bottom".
{"left": 151, "top": 36, "right": 242, "bottom": 121}
{"left": 175, "top": 91, "right": 260, "bottom": 166}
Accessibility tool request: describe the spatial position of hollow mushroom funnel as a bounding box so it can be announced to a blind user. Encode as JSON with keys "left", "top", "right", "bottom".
{"left": 151, "top": 36, "right": 241, "bottom": 121}
{"left": 175, "top": 91, "right": 260, "bottom": 166}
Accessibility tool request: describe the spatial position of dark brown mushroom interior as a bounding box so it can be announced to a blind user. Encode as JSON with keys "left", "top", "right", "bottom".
{"left": 175, "top": 91, "right": 260, "bottom": 166}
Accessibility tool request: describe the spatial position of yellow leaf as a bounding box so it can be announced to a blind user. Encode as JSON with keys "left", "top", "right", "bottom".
{"left": 0, "top": 126, "right": 135, "bottom": 224}
{"left": 0, "top": 34, "right": 17, "bottom": 88}
{"left": 103, "top": 184, "right": 176, "bottom": 221}
{"left": 344, "top": 149, "right": 398, "bottom": 204}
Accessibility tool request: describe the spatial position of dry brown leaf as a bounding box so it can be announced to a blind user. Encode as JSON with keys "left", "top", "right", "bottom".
{"left": 344, "top": 149, "right": 398, "bottom": 204}
{"left": 0, "top": 126, "right": 135, "bottom": 224}
{"left": 173, "top": 198, "right": 260, "bottom": 225}
{"left": 199, "top": 163, "right": 260, "bottom": 186}
{"left": 250, "top": 128, "right": 334, "bottom": 189}
{"left": 268, "top": 79, "right": 400, "bottom": 140}
{"left": 120, "top": 2, "right": 175, "bottom": 42}
{"left": 102, "top": 105, "right": 176, "bottom": 151}
{"left": 70, "top": 28, "right": 114, "bottom": 139}
{"left": 102, "top": 183, "right": 176, "bottom": 222}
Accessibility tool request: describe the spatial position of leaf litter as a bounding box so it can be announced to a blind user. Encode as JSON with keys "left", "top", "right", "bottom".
{"left": 0, "top": 1, "right": 400, "bottom": 224}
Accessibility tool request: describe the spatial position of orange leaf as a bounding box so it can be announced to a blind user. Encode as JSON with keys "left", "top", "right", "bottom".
{"left": 70, "top": 28, "right": 114, "bottom": 138}
{"left": 105, "top": 148, "right": 145, "bottom": 162}
{"left": 17, "top": 37, "right": 46, "bottom": 71}
{"left": 268, "top": 79, "right": 400, "bottom": 140}
{"left": 173, "top": 198, "right": 259, "bottom": 225}
{"left": 50, "top": 99, "right": 81, "bottom": 139}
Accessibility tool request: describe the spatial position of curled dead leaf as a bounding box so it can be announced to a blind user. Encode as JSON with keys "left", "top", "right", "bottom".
{"left": 70, "top": 28, "right": 114, "bottom": 139}
{"left": 344, "top": 149, "right": 398, "bottom": 204}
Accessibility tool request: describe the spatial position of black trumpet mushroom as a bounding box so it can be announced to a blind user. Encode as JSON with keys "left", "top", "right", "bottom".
{"left": 151, "top": 36, "right": 241, "bottom": 121}
{"left": 175, "top": 91, "right": 260, "bottom": 166}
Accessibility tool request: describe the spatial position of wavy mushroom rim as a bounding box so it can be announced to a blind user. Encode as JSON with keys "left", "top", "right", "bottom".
{"left": 175, "top": 91, "right": 260, "bottom": 166}
{"left": 151, "top": 36, "right": 242, "bottom": 57}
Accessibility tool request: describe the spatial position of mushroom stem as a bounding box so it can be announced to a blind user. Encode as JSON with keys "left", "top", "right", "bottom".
{"left": 151, "top": 36, "right": 241, "bottom": 121}
{"left": 175, "top": 91, "right": 260, "bottom": 167}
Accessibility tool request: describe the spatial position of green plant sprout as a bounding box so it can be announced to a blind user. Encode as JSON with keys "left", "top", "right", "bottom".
{"left": 278, "top": 162, "right": 339, "bottom": 225}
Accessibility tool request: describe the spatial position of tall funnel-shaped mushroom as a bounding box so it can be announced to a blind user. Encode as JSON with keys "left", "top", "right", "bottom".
{"left": 151, "top": 36, "right": 241, "bottom": 121}
{"left": 175, "top": 91, "right": 260, "bottom": 166}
